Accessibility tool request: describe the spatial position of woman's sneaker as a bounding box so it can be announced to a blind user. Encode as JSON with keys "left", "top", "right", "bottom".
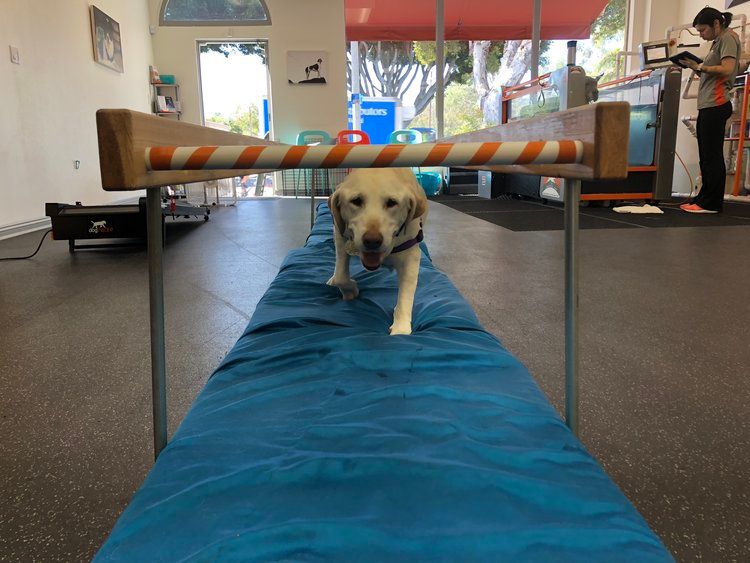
{"left": 682, "top": 203, "right": 718, "bottom": 214}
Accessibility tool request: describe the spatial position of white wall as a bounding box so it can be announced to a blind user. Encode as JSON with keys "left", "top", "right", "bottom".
{"left": 147, "top": 0, "right": 348, "bottom": 145}
{"left": 0, "top": 0, "right": 154, "bottom": 235}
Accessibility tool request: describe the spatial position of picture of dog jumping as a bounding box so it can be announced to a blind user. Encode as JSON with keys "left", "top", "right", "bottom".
{"left": 305, "top": 58, "right": 323, "bottom": 80}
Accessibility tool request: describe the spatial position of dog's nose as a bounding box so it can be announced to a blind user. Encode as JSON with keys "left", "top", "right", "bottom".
{"left": 362, "top": 232, "right": 383, "bottom": 250}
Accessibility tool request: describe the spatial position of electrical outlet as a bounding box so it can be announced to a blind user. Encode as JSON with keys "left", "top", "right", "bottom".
{"left": 9, "top": 46, "right": 20, "bottom": 65}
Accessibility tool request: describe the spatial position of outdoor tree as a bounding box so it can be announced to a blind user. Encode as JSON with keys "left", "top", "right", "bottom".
{"left": 474, "top": 39, "right": 551, "bottom": 124}
{"left": 199, "top": 43, "right": 266, "bottom": 64}
{"left": 348, "top": 41, "right": 463, "bottom": 119}
{"left": 208, "top": 105, "right": 259, "bottom": 136}
{"left": 410, "top": 82, "right": 484, "bottom": 136}
{"left": 347, "top": 0, "right": 623, "bottom": 131}
{"left": 589, "top": 0, "right": 627, "bottom": 82}
{"left": 165, "top": 0, "right": 267, "bottom": 23}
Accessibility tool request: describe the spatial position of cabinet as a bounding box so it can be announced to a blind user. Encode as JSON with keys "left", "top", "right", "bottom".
{"left": 152, "top": 83, "right": 181, "bottom": 120}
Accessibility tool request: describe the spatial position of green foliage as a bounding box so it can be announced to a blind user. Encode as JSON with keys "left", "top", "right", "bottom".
{"left": 594, "top": 50, "right": 619, "bottom": 83}
{"left": 589, "top": 0, "right": 627, "bottom": 82}
{"left": 591, "top": 0, "right": 626, "bottom": 47}
{"left": 164, "top": 0, "right": 268, "bottom": 22}
{"left": 200, "top": 42, "right": 266, "bottom": 64}
{"left": 209, "top": 105, "right": 259, "bottom": 136}
{"left": 410, "top": 82, "right": 484, "bottom": 136}
{"left": 413, "top": 41, "right": 504, "bottom": 84}
{"left": 518, "top": 96, "right": 560, "bottom": 119}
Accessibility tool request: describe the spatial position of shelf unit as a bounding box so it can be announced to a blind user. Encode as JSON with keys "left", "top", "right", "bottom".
{"left": 152, "top": 82, "right": 181, "bottom": 120}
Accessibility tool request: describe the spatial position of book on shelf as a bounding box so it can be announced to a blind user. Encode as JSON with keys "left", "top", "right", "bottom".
{"left": 156, "top": 95, "right": 169, "bottom": 112}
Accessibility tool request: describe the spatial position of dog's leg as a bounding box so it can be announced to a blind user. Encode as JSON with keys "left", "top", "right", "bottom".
{"left": 389, "top": 248, "right": 420, "bottom": 335}
{"left": 327, "top": 230, "right": 359, "bottom": 300}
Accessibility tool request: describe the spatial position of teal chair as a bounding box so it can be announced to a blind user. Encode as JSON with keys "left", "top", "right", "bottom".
{"left": 389, "top": 129, "right": 442, "bottom": 196}
{"left": 412, "top": 127, "right": 437, "bottom": 143}
{"left": 388, "top": 129, "right": 423, "bottom": 145}
{"left": 296, "top": 130, "right": 331, "bottom": 146}
{"left": 294, "top": 130, "right": 332, "bottom": 199}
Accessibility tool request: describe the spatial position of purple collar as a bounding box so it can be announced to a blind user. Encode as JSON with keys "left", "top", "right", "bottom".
{"left": 391, "top": 229, "right": 424, "bottom": 253}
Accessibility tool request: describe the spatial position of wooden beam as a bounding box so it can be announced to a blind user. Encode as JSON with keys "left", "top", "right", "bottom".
{"left": 96, "top": 109, "right": 279, "bottom": 191}
{"left": 443, "top": 102, "right": 630, "bottom": 181}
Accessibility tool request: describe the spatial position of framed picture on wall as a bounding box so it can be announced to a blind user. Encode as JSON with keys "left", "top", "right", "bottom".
{"left": 287, "top": 51, "right": 327, "bottom": 85}
{"left": 90, "top": 5, "right": 124, "bottom": 73}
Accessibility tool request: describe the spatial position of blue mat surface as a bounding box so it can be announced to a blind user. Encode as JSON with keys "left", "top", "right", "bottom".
{"left": 96, "top": 205, "right": 672, "bottom": 562}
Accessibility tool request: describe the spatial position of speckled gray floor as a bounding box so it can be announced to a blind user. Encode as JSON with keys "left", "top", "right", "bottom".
{"left": 1, "top": 197, "right": 748, "bottom": 561}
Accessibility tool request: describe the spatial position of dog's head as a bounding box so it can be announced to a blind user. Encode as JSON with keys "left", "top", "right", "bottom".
{"left": 328, "top": 168, "right": 427, "bottom": 271}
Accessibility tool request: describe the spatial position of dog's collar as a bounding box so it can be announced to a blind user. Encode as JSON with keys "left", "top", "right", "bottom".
{"left": 391, "top": 228, "right": 423, "bottom": 254}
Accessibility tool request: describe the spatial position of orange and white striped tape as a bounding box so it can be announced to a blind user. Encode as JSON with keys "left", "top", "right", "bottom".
{"left": 145, "top": 140, "right": 583, "bottom": 172}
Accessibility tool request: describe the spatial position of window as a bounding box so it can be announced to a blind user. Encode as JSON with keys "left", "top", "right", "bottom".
{"left": 161, "top": 0, "right": 271, "bottom": 26}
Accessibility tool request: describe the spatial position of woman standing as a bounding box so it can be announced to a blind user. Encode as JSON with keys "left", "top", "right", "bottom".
{"left": 679, "top": 7, "right": 741, "bottom": 214}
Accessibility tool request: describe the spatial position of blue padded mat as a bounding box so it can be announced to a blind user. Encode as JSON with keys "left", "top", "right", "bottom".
{"left": 96, "top": 205, "right": 672, "bottom": 562}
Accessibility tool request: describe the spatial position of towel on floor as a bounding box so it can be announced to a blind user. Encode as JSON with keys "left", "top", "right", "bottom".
{"left": 612, "top": 204, "right": 664, "bottom": 214}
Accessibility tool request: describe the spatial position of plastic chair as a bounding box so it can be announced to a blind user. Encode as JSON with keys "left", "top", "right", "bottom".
{"left": 292, "top": 130, "right": 332, "bottom": 201}
{"left": 296, "top": 130, "right": 332, "bottom": 146}
{"left": 412, "top": 127, "right": 437, "bottom": 143}
{"left": 387, "top": 129, "right": 442, "bottom": 196}
{"left": 388, "top": 129, "right": 423, "bottom": 145}
{"left": 336, "top": 130, "right": 370, "bottom": 145}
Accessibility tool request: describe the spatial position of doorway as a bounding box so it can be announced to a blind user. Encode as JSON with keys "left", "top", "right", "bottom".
{"left": 197, "top": 40, "right": 272, "bottom": 198}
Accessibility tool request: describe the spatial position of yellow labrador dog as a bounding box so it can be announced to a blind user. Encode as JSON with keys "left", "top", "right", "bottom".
{"left": 327, "top": 168, "right": 428, "bottom": 335}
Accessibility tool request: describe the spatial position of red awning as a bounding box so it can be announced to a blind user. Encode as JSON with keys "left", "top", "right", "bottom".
{"left": 345, "top": 0, "right": 610, "bottom": 41}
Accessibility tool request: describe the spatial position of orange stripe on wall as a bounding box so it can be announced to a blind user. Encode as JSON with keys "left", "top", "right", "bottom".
{"left": 184, "top": 146, "right": 218, "bottom": 170}
{"left": 149, "top": 146, "right": 177, "bottom": 170}
{"left": 320, "top": 145, "right": 354, "bottom": 168}
{"left": 467, "top": 142, "right": 502, "bottom": 165}
{"left": 371, "top": 145, "right": 405, "bottom": 167}
{"left": 421, "top": 143, "right": 453, "bottom": 166}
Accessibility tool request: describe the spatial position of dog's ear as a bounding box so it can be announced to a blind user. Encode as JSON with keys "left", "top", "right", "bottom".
{"left": 328, "top": 190, "right": 346, "bottom": 235}
{"left": 408, "top": 194, "right": 427, "bottom": 222}
{"left": 406, "top": 175, "right": 428, "bottom": 223}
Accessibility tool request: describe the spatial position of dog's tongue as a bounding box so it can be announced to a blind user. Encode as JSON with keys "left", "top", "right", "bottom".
{"left": 361, "top": 252, "right": 383, "bottom": 271}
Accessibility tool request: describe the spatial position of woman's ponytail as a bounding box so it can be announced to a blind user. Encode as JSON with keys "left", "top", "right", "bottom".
{"left": 693, "top": 7, "right": 733, "bottom": 29}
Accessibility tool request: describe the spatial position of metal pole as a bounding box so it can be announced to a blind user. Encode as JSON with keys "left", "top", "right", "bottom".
{"left": 436, "top": 0, "right": 445, "bottom": 139}
{"left": 531, "top": 0, "right": 541, "bottom": 80}
{"left": 146, "top": 188, "right": 167, "bottom": 459}
{"left": 351, "top": 41, "right": 362, "bottom": 131}
{"left": 311, "top": 169, "right": 316, "bottom": 228}
{"left": 563, "top": 179, "right": 580, "bottom": 437}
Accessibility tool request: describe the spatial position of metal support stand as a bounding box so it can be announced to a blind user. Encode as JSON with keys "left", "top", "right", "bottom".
{"left": 310, "top": 169, "right": 317, "bottom": 228}
{"left": 146, "top": 188, "right": 167, "bottom": 459}
{"left": 563, "top": 179, "right": 580, "bottom": 437}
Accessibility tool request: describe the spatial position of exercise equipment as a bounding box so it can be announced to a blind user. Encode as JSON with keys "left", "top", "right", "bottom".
{"left": 45, "top": 193, "right": 208, "bottom": 252}
{"left": 89, "top": 105, "right": 667, "bottom": 561}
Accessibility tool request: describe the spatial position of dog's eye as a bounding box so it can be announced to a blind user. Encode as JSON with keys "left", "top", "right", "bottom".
{"left": 385, "top": 198, "right": 398, "bottom": 208}
{"left": 350, "top": 197, "right": 363, "bottom": 207}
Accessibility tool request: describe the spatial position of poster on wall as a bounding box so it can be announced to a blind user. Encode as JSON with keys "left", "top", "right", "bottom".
{"left": 90, "top": 5, "right": 123, "bottom": 73}
{"left": 726, "top": 0, "right": 750, "bottom": 8}
{"left": 287, "top": 51, "right": 327, "bottom": 85}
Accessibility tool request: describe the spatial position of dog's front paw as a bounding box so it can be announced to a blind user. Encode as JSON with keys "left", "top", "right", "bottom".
{"left": 327, "top": 276, "right": 359, "bottom": 301}
{"left": 389, "top": 320, "right": 412, "bottom": 336}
